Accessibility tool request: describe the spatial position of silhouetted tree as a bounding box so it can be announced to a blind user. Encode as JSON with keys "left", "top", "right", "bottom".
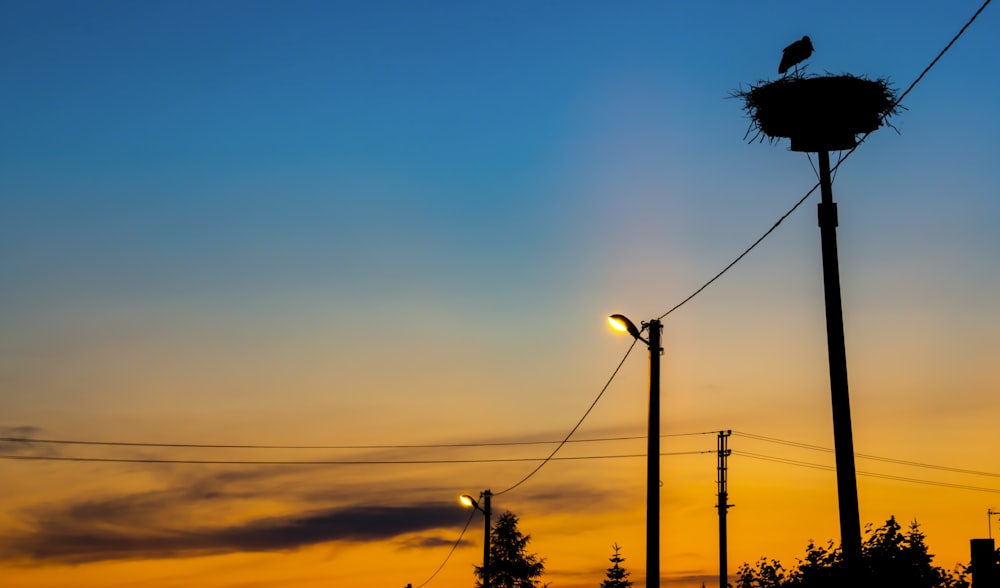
{"left": 735, "top": 516, "right": 969, "bottom": 588}
{"left": 601, "top": 543, "right": 632, "bottom": 588}
{"left": 475, "top": 511, "right": 545, "bottom": 588}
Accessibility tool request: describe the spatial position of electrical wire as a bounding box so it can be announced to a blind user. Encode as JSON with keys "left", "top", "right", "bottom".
{"left": 900, "top": 0, "right": 991, "bottom": 108}
{"left": 411, "top": 446, "right": 715, "bottom": 587}
{"left": 733, "top": 450, "right": 1000, "bottom": 494}
{"left": 8, "top": 430, "right": 992, "bottom": 481}
{"left": 0, "top": 430, "right": 716, "bottom": 451}
{"left": 656, "top": 184, "right": 817, "bottom": 320}
{"left": 415, "top": 508, "right": 476, "bottom": 588}
{"left": 733, "top": 430, "right": 1000, "bottom": 478}
{"left": 498, "top": 340, "right": 638, "bottom": 496}
{"left": 732, "top": 430, "right": 833, "bottom": 452}
{"left": 0, "top": 450, "right": 712, "bottom": 466}
{"left": 657, "top": 0, "right": 992, "bottom": 322}
{"left": 836, "top": 0, "right": 993, "bottom": 169}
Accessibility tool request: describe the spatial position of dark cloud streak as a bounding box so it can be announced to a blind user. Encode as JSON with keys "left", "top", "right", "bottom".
{"left": 2, "top": 502, "right": 470, "bottom": 564}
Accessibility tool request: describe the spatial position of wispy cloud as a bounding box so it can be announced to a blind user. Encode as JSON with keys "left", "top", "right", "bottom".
{"left": 0, "top": 425, "right": 44, "bottom": 437}
{"left": 0, "top": 425, "right": 57, "bottom": 456}
{"left": 397, "top": 529, "right": 474, "bottom": 550}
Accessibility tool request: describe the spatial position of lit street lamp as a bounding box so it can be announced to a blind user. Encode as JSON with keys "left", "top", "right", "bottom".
{"left": 608, "top": 314, "right": 663, "bottom": 588}
{"left": 461, "top": 490, "right": 492, "bottom": 588}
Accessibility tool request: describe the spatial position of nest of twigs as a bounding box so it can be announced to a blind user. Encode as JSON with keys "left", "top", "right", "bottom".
{"left": 734, "top": 73, "right": 899, "bottom": 152}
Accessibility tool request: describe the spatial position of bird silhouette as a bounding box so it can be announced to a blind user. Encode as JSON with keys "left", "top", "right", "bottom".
{"left": 778, "top": 35, "right": 813, "bottom": 75}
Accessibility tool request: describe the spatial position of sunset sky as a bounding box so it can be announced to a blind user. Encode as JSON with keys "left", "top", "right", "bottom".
{"left": 2, "top": 1, "right": 998, "bottom": 587}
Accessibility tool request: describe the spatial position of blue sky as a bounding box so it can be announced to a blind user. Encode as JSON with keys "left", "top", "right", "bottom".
{"left": 1, "top": 2, "right": 998, "bottom": 587}
{"left": 3, "top": 1, "right": 997, "bottom": 321}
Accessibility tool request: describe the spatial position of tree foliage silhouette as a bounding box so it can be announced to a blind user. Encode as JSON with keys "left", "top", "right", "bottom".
{"left": 735, "top": 516, "right": 969, "bottom": 588}
{"left": 601, "top": 543, "right": 632, "bottom": 588}
{"left": 474, "top": 511, "right": 545, "bottom": 588}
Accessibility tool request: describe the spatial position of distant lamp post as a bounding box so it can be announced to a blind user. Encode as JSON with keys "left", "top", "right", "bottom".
{"left": 461, "top": 490, "right": 492, "bottom": 588}
{"left": 608, "top": 314, "right": 663, "bottom": 588}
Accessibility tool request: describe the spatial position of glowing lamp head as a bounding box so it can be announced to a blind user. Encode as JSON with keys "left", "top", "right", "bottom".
{"left": 608, "top": 314, "right": 642, "bottom": 340}
{"left": 608, "top": 315, "right": 629, "bottom": 333}
{"left": 460, "top": 494, "right": 478, "bottom": 509}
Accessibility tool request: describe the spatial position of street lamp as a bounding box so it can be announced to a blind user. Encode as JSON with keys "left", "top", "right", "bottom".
{"left": 608, "top": 314, "right": 663, "bottom": 588}
{"left": 461, "top": 490, "right": 492, "bottom": 588}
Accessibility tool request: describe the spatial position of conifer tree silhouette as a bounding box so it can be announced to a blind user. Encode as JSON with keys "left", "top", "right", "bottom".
{"left": 601, "top": 543, "right": 632, "bottom": 588}
{"left": 474, "top": 511, "right": 545, "bottom": 588}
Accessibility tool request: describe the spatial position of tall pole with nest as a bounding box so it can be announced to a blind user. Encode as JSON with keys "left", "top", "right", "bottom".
{"left": 735, "top": 72, "right": 899, "bottom": 578}
{"left": 814, "top": 146, "right": 863, "bottom": 567}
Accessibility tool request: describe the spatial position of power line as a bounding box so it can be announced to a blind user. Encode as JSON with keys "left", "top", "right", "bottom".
{"left": 833, "top": 0, "right": 992, "bottom": 169}
{"left": 733, "top": 450, "right": 1000, "bottom": 494}
{"left": 494, "top": 339, "right": 639, "bottom": 496}
{"left": 8, "top": 429, "right": 993, "bottom": 481}
{"left": 0, "top": 450, "right": 713, "bottom": 466}
{"left": 410, "top": 445, "right": 713, "bottom": 588}
{"left": 733, "top": 431, "right": 1000, "bottom": 478}
{"left": 864, "top": 0, "right": 991, "bottom": 139}
{"left": 489, "top": 334, "right": 714, "bottom": 496}
{"left": 733, "top": 430, "right": 833, "bottom": 452}
{"left": 415, "top": 509, "right": 476, "bottom": 588}
{"left": 0, "top": 430, "right": 715, "bottom": 451}
{"left": 854, "top": 453, "right": 1000, "bottom": 479}
{"left": 656, "top": 185, "right": 817, "bottom": 320}
{"left": 657, "top": 0, "right": 992, "bottom": 321}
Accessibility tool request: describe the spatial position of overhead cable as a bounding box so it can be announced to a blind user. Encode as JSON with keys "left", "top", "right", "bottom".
{"left": 733, "top": 430, "right": 1000, "bottom": 478}
{"left": 493, "top": 339, "right": 638, "bottom": 496}
{"left": 0, "top": 430, "right": 715, "bottom": 451}
{"left": 0, "top": 450, "right": 713, "bottom": 466}
{"left": 415, "top": 509, "right": 476, "bottom": 588}
{"left": 733, "top": 450, "right": 1000, "bottom": 494}
{"left": 657, "top": 0, "right": 992, "bottom": 321}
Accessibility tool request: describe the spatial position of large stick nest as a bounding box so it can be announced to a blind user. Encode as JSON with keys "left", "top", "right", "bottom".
{"left": 734, "top": 73, "right": 899, "bottom": 152}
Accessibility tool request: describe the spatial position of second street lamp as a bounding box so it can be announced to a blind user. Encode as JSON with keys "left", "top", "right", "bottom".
{"left": 608, "top": 314, "right": 663, "bottom": 588}
{"left": 460, "top": 490, "right": 492, "bottom": 588}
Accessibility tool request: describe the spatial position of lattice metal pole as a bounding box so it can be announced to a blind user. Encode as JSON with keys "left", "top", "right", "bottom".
{"left": 716, "top": 430, "right": 734, "bottom": 588}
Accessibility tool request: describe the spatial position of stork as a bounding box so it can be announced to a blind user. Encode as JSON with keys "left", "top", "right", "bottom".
{"left": 779, "top": 35, "right": 813, "bottom": 76}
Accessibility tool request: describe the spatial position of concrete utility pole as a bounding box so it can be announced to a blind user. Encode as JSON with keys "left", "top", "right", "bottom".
{"left": 480, "top": 490, "right": 492, "bottom": 588}
{"left": 646, "top": 319, "right": 663, "bottom": 588}
{"left": 817, "top": 151, "right": 863, "bottom": 567}
{"left": 716, "top": 430, "right": 734, "bottom": 588}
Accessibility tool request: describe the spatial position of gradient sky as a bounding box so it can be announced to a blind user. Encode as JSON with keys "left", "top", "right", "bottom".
{"left": 2, "top": 1, "right": 999, "bottom": 587}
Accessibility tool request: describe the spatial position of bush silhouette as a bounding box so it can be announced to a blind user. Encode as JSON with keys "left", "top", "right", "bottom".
{"left": 736, "top": 516, "right": 969, "bottom": 588}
